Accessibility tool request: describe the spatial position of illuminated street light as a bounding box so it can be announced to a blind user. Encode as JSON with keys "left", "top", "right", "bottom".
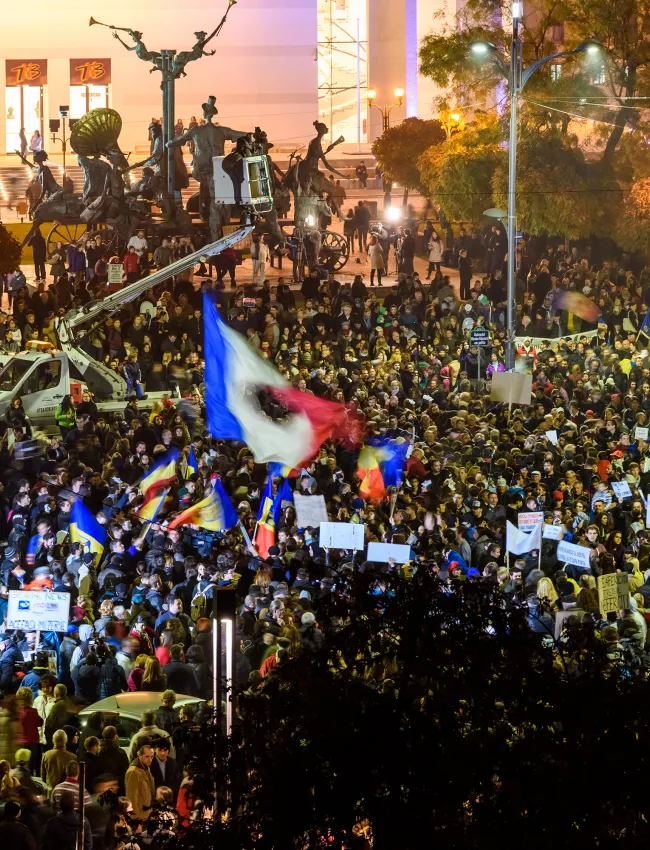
{"left": 387, "top": 206, "right": 401, "bottom": 221}
{"left": 469, "top": 11, "right": 601, "bottom": 371}
{"left": 366, "top": 86, "right": 405, "bottom": 132}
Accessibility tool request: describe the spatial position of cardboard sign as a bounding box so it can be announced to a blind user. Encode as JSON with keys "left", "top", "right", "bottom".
{"left": 546, "top": 429, "right": 558, "bottom": 445}
{"left": 319, "top": 521, "right": 365, "bottom": 551}
{"left": 542, "top": 523, "right": 563, "bottom": 541}
{"left": 636, "top": 426, "right": 649, "bottom": 441}
{"left": 70, "top": 58, "right": 111, "bottom": 85}
{"left": 597, "top": 573, "right": 630, "bottom": 617}
{"left": 555, "top": 609, "right": 585, "bottom": 639}
{"left": 6, "top": 59, "right": 47, "bottom": 85}
{"left": 490, "top": 372, "right": 533, "bottom": 406}
{"left": 611, "top": 481, "right": 632, "bottom": 500}
{"left": 518, "top": 511, "right": 544, "bottom": 532}
{"left": 7, "top": 591, "right": 70, "bottom": 632}
{"left": 367, "top": 542, "right": 411, "bottom": 563}
{"left": 557, "top": 540, "right": 591, "bottom": 570}
{"left": 294, "top": 494, "right": 329, "bottom": 529}
{"left": 107, "top": 263, "right": 123, "bottom": 284}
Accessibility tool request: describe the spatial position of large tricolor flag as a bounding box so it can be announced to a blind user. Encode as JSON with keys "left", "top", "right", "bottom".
{"left": 139, "top": 448, "right": 179, "bottom": 505}
{"left": 168, "top": 479, "right": 238, "bottom": 532}
{"left": 204, "top": 293, "right": 359, "bottom": 466}
{"left": 356, "top": 438, "right": 410, "bottom": 502}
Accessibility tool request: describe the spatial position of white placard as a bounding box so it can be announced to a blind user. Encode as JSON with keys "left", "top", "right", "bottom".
{"left": 319, "top": 522, "right": 365, "bottom": 551}
{"left": 546, "top": 429, "right": 558, "bottom": 445}
{"left": 518, "top": 511, "right": 544, "bottom": 532}
{"left": 293, "top": 494, "right": 329, "bottom": 529}
{"left": 107, "top": 263, "right": 123, "bottom": 284}
{"left": 7, "top": 591, "right": 71, "bottom": 633}
{"left": 611, "top": 481, "right": 632, "bottom": 500}
{"left": 542, "top": 523, "right": 563, "bottom": 540}
{"left": 644, "top": 457, "right": 650, "bottom": 473}
{"left": 367, "top": 542, "right": 412, "bottom": 563}
{"left": 636, "top": 427, "right": 649, "bottom": 440}
{"left": 557, "top": 540, "right": 591, "bottom": 570}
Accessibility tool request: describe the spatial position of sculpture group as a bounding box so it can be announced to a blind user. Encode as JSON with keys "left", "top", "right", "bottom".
{"left": 18, "top": 1, "right": 351, "bottom": 278}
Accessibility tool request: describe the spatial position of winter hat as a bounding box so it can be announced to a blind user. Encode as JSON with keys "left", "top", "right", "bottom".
{"left": 301, "top": 612, "right": 316, "bottom": 626}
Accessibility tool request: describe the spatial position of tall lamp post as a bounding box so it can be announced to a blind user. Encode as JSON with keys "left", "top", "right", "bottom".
{"left": 470, "top": 7, "right": 599, "bottom": 370}
{"left": 366, "top": 87, "right": 405, "bottom": 133}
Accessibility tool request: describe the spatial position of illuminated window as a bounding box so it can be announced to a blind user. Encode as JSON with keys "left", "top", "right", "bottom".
{"left": 550, "top": 63, "right": 562, "bottom": 82}
{"left": 70, "top": 85, "right": 109, "bottom": 119}
{"left": 5, "top": 60, "right": 46, "bottom": 154}
{"left": 593, "top": 63, "right": 606, "bottom": 85}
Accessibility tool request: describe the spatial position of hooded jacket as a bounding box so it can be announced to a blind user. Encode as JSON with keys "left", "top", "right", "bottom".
{"left": 41, "top": 809, "right": 91, "bottom": 850}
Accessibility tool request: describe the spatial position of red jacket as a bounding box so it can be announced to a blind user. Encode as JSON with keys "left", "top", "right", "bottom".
{"left": 17, "top": 706, "right": 42, "bottom": 744}
{"left": 123, "top": 253, "right": 140, "bottom": 274}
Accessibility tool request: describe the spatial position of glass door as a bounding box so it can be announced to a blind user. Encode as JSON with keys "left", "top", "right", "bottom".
{"left": 5, "top": 85, "right": 43, "bottom": 154}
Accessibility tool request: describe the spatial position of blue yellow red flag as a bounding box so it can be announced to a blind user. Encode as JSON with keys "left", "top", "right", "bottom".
{"left": 168, "top": 479, "right": 238, "bottom": 532}
{"left": 140, "top": 448, "right": 179, "bottom": 503}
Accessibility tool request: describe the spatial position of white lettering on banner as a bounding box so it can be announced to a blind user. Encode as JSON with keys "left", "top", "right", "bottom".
{"left": 367, "top": 542, "right": 412, "bottom": 564}
{"left": 542, "top": 523, "right": 563, "bottom": 541}
{"left": 319, "top": 522, "right": 365, "bottom": 551}
{"left": 556, "top": 540, "right": 591, "bottom": 570}
{"left": 293, "top": 494, "right": 329, "bottom": 529}
{"left": 611, "top": 481, "right": 633, "bottom": 500}
{"left": 597, "top": 573, "right": 630, "bottom": 617}
{"left": 518, "top": 511, "right": 544, "bottom": 532}
{"left": 7, "top": 591, "right": 71, "bottom": 633}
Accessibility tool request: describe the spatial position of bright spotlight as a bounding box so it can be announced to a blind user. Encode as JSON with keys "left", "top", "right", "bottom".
{"left": 470, "top": 42, "right": 492, "bottom": 55}
{"left": 387, "top": 206, "right": 401, "bottom": 222}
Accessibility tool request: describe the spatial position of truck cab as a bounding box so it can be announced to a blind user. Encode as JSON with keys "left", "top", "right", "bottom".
{"left": 0, "top": 350, "right": 76, "bottom": 426}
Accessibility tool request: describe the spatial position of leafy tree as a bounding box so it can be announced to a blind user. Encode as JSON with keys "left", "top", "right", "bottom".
{"left": 0, "top": 224, "right": 21, "bottom": 276}
{"left": 168, "top": 571, "right": 650, "bottom": 850}
{"left": 614, "top": 177, "right": 650, "bottom": 251}
{"left": 371, "top": 117, "right": 446, "bottom": 204}
{"left": 418, "top": 112, "right": 504, "bottom": 222}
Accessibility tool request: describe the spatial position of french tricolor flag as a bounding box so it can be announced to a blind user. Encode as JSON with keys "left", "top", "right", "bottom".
{"left": 203, "top": 293, "right": 359, "bottom": 466}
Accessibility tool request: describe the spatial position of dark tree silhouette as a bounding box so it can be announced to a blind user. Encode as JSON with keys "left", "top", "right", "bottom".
{"left": 168, "top": 571, "right": 650, "bottom": 850}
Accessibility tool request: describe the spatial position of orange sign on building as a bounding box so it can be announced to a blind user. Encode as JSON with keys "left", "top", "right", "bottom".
{"left": 70, "top": 59, "right": 111, "bottom": 86}
{"left": 5, "top": 60, "right": 47, "bottom": 86}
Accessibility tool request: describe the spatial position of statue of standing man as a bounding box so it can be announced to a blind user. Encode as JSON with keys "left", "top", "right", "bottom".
{"left": 167, "top": 95, "right": 248, "bottom": 239}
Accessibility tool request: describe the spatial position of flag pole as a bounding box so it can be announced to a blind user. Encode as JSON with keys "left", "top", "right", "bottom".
{"left": 239, "top": 520, "right": 253, "bottom": 549}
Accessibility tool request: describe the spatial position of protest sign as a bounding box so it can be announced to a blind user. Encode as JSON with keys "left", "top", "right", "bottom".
{"left": 555, "top": 609, "right": 585, "bottom": 639}
{"left": 597, "top": 573, "right": 630, "bottom": 617}
{"left": 107, "top": 263, "right": 123, "bottom": 284}
{"left": 557, "top": 540, "right": 591, "bottom": 570}
{"left": 7, "top": 591, "right": 70, "bottom": 632}
{"left": 367, "top": 542, "right": 411, "bottom": 563}
{"left": 636, "top": 426, "right": 649, "bottom": 441}
{"left": 546, "top": 430, "right": 558, "bottom": 446}
{"left": 611, "top": 481, "right": 633, "bottom": 500}
{"left": 518, "top": 511, "right": 544, "bottom": 532}
{"left": 542, "top": 523, "right": 563, "bottom": 541}
{"left": 294, "top": 494, "right": 329, "bottom": 529}
{"left": 490, "top": 372, "right": 533, "bottom": 406}
{"left": 319, "top": 522, "right": 365, "bottom": 551}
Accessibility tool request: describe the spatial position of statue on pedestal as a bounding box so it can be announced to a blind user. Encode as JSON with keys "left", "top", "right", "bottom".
{"left": 167, "top": 95, "right": 248, "bottom": 238}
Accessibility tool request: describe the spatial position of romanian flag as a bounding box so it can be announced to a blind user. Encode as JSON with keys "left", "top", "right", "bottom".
{"left": 168, "top": 479, "right": 238, "bottom": 532}
{"left": 140, "top": 448, "right": 179, "bottom": 504}
{"left": 137, "top": 488, "right": 170, "bottom": 523}
{"left": 70, "top": 499, "right": 107, "bottom": 559}
{"left": 639, "top": 306, "right": 650, "bottom": 340}
{"left": 268, "top": 462, "right": 300, "bottom": 479}
{"left": 356, "top": 439, "right": 410, "bottom": 502}
{"left": 187, "top": 445, "right": 198, "bottom": 478}
{"left": 255, "top": 478, "right": 293, "bottom": 559}
{"left": 26, "top": 534, "right": 42, "bottom": 567}
{"left": 552, "top": 291, "right": 600, "bottom": 323}
{"left": 356, "top": 446, "right": 386, "bottom": 502}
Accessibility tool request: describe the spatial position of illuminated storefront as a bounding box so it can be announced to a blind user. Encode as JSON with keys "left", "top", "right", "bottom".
{"left": 69, "top": 58, "right": 111, "bottom": 118}
{"left": 5, "top": 59, "right": 46, "bottom": 154}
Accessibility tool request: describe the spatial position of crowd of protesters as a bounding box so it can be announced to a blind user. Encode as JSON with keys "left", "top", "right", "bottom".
{"left": 0, "top": 229, "right": 650, "bottom": 847}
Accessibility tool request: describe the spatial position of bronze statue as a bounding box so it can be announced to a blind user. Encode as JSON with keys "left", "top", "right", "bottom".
{"left": 111, "top": 29, "right": 162, "bottom": 70}
{"left": 297, "top": 121, "right": 345, "bottom": 199}
{"left": 167, "top": 95, "right": 248, "bottom": 238}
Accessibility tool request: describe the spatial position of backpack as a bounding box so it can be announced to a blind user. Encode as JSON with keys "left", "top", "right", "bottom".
{"left": 190, "top": 588, "right": 208, "bottom": 622}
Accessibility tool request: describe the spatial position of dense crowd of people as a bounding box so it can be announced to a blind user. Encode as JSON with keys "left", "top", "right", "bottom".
{"left": 0, "top": 228, "right": 649, "bottom": 848}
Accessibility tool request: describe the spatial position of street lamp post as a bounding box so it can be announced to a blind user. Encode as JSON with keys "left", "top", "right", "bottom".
{"left": 471, "top": 11, "right": 599, "bottom": 370}
{"left": 366, "top": 87, "right": 405, "bottom": 133}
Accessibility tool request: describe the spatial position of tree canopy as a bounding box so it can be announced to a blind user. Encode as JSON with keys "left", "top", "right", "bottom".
{"left": 169, "top": 571, "right": 650, "bottom": 850}
{"left": 371, "top": 117, "right": 446, "bottom": 193}
{"left": 416, "top": 0, "right": 650, "bottom": 245}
